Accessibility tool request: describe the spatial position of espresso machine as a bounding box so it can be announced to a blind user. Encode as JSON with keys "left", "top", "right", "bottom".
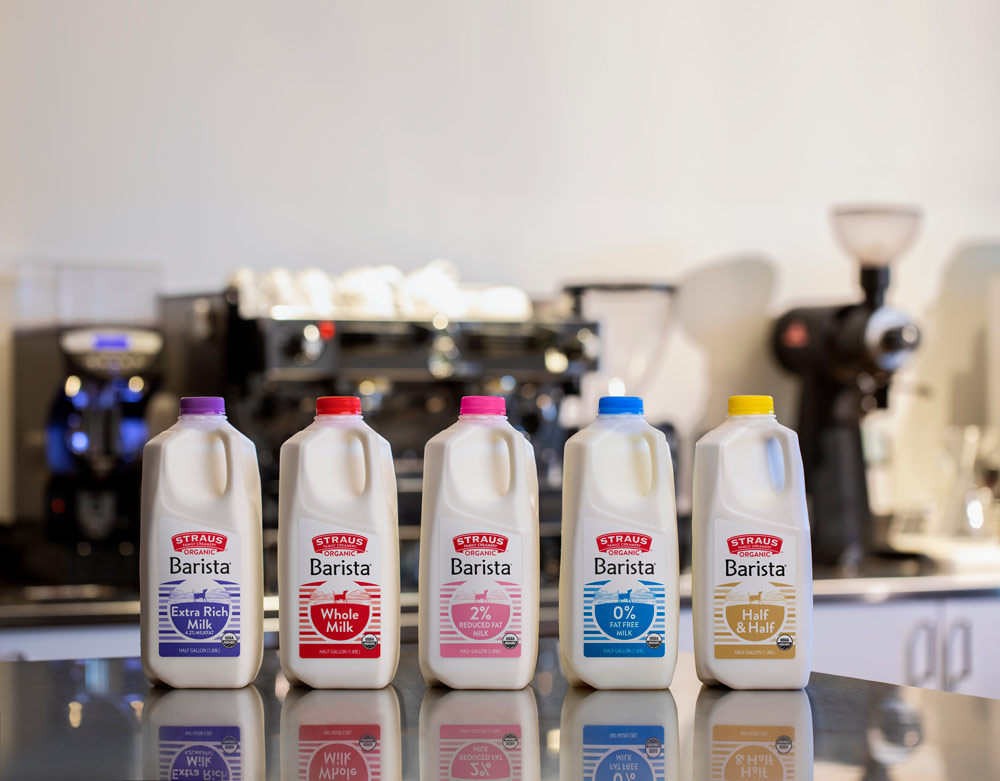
{"left": 774, "top": 206, "right": 922, "bottom": 567}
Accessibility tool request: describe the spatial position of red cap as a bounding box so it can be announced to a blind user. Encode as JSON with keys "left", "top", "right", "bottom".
{"left": 460, "top": 396, "right": 506, "bottom": 416}
{"left": 316, "top": 396, "right": 362, "bottom": 415}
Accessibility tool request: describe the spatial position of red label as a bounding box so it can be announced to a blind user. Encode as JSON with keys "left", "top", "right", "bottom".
{"left": 727, "top": 534, "right": 783, "bottom": 556}
{"left": 312, "top": 533, "right": 368, "bottom": 557}
{"left": 453, "top": 534, "right": 508, "bottom": 556}
{"left": 310, "top": 602, "right": 371, "bottom": 641}
{"left": 171, "top": 532, "right": 227, "bottom": 554}
{"left": 596, "top": 532, "right": 652, "bottom": 555}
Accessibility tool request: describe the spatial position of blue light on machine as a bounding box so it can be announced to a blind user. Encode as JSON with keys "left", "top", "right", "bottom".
{"left": 71, "top": 390, "right": 90, "bottom": 408}
{"left": 93, "top": 334, "right": 130, "bottom": 351}
{"left": 70, "top": 431, "right": 89, "bottom": 453}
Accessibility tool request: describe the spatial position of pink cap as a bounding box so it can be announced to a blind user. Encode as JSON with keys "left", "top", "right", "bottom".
{"left": 460, "top": 396, "right": 506, "bottom": 416}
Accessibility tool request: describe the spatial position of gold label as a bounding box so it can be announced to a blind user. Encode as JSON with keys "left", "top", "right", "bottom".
{"left": 712, "top": 725, "right": 795, "bottom": 780}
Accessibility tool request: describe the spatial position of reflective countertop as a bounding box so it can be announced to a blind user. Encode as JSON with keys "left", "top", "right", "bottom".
{"left": 2, "top": 639, "right": 999, "bottom": 780}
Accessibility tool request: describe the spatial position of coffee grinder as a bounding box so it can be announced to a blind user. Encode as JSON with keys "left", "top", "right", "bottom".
{"left": 774, "top": 206, "right": 922, "bottom": 567}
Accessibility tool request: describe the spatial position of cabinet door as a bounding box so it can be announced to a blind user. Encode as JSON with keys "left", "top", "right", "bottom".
{"left": 813, "top": 600, "right": 944, "bottom": 688}
{"left": 941, "top": 596, "right": 1000, "bottom": 699}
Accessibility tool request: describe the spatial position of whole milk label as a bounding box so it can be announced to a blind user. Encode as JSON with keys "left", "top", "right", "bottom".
{"left": 298, "top": 724, "right": 381, "bottom": 781}
{"left": 713, "top": 519, "right": 797, "bottom": 660}
{"left": 157, "top": 725, "right": 242, "bottom": 780}
{"left": 439, "top": 724, "right": 522, "bottom": 780}
{"left": 158, "top": 517, "right": 241, "bottom": 657}
{"left": 438, "top": 518, "right": 522, "bottom": 658}
{"left": 297, "top": 518, "right": 382, "bottom": 659}
{"left": 582, "top": 724, "right": 665, "bottom": 781}
{"left": 582, "top": 518, "right": 667, "bottom": 658}
{"left": 711, "top": 725, "right": 796, "bottom": 780}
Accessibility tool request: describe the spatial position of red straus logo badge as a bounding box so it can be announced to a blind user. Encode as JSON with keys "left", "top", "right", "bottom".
{"left": 312, "top": 533, "right": 368, "bottom": 557}
{"left": 727, "top": 534, "right": 783, "bottom": 557}
{"left": 171, "top": 532, "right": 227, "bottom": 555}
{"left": 596, "top": 533, "right": 652, "bottom": 555}
{"left": 453, "top": 533, "right": 508, "bottom": 556}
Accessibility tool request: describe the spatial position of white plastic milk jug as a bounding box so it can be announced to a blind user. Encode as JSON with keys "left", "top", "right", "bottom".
{"left": 142, "top": 686, "right": 265, "bottom": 780}
{"left": 418, "top": 396, "right": 539, "bottom": 689}
{"left": 280, "top": 686, "right": 401, "bottom": 781}
{"left": 140, "top": 396, "right": 263, "bottom": 689}
{"left": 694, "top": 687, "right": 814, "bottom": 780}
{"left": 279, "top": 396, "right": 400, "bottom": 689}
{"left": 692, "top": 395, "right": 813, "bottom": 690}
{"left": 419, "top": 688, "right": 540, "bottom": 781}
{"left": 559, "top": 396, "right": 679, "bottom": 689}
{"left": 560, "top": 687, "right": 680, "bottom": 781}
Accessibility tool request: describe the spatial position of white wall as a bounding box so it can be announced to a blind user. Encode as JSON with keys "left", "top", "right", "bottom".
{"left": 2, "top": 1, "right": 1000, "bottom": 509}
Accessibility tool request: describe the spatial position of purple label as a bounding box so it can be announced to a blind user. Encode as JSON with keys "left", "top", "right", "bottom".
{"left": 158, "top": 726, "right": 241, "bottom": 781}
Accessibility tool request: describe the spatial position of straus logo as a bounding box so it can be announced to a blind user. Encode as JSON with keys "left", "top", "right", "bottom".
{"left": 596, "top": 532, "right": 652, "bottom": 555}
{"left": 453, "top": 533, "right": 508, "bottom": 556}
{"left": 171, "top": 532, "right": 227, "bottom": 555}
{"left": 727, "top": 534, "right": 782, "bottom": 557}
{"left": 312, "top": 533, "right": 368, "bottom": 557}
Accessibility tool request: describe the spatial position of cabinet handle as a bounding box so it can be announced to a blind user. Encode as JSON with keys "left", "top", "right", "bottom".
{"left": 905, "top": 621, "right": 936, "bottom": 687}
{"left": 944, "top": 619, "right": 973, "bottom": 691}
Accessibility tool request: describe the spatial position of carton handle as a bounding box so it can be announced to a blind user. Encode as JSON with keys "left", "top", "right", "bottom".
{"left": 498, "top": 427, "right": 525, "bottom": 497}
{"left": 357, "top": 428, "right": 382, "bottom": 500}
{"left": 220, "top": 429, "right": 245, "bottom": 499}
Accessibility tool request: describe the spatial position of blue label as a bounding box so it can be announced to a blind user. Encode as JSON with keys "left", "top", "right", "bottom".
{"left": 583, "top": 724, "right": 664, "bottom": 781}
{"left": 583, "top": 580, "right": 666, "bottom": 658}
{"left": 158, "top": 726, "right": 241, "bottom": 781}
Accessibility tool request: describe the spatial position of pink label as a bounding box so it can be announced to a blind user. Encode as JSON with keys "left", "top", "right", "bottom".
{"left": 440, "top": 725, "right": 521, "bottom": 780}
{"left": 438, "top": 518, "right": 523, "bottom": 658}
{"left": 298, "top": 724, "right": 380, "bottom": 781}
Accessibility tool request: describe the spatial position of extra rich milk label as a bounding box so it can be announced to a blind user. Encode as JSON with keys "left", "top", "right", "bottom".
{"left": 582, "top": 519, "right": 667, "bottom": 658}
{"left": 157, "top": 518, "right": 241, "bottom": 657}
{"left": 298, "top": 724, "right": 382, "bottom": 780}
{"left": 439, "top": 724, "right": 522, "bottom": 780}
{"left": 582, "top": 724, "right": 665, "bottom": 781}
{"left": 157, "top": 725, "right": 242, "bottom": 780}
{"left": 710, "top": 725, "right": 796, "bottom": 780}
{"left": 438, "top": 518, "right": 522, "bottom": 658}
{"left": 713, "top": 520, "right": 797, "bottom": 660}
{"left": 297, "top": 518, "right": 382, "bottom": 659}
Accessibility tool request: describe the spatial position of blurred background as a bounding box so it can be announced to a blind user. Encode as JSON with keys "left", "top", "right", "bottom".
{"left": 2, "top": 0, "right": 1000, "bottom": 709}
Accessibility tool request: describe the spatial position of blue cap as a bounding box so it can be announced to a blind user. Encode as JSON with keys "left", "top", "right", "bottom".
{"left": 598, "top": 396, "right": 644, "bottom": 415}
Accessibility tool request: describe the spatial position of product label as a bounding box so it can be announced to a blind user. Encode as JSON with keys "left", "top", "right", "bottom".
{"left": 298, "top": 724, "right": 381, "bottom": 781}
{"left": 711, "top": 725, "right": 796, "bottom": 780}
{"left": 439, "top": 724, "right": 522, "bottom": 780}
{"left": 582, "top": 518, "right": 667, "bottom": 658}
{"left": 582, "top": 724, "right": 665, "bottom": 781}
{"left": 157, "top": 725, "right": 242, "bottom": 780}
{"left": 297, "top": 518, "right": 382, "bottom": 659}
{"left": 713, "top": 520, "right": 797, "bottom": 660}
{"left": 158, "top": 517, "right": 241, "bottom": 657}
{"left": 438, "top": 518, "right": 522, "bottom": 658}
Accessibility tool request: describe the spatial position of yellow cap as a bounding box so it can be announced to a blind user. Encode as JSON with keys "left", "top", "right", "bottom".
{"left": 728, "top": 395, "right": 775, "bottom": 416}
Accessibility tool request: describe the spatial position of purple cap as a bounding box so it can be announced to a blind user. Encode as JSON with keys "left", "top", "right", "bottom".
{"left": 180, "top": 396, "right": 226, "bottom": 415}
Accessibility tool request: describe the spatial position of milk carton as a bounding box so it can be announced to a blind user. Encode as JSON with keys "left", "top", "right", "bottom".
{"left": 419, "top": 688, "right": 540, "bottom": 781}
{"left": 279, "top": 396, "right": 400, "bottom": 689}
{"left": 140, "top": 396, "right": 263, "bottom": 689}
{"left": 560, "top": 687, "right": 680, "bottom": 781}
{"left": 694, "top": 687, "right": 814, "bottom": 780}
{"left": 280, "top": 686, "right": 401, "bottom": 780}
{"left": 418, "top": 396, "right": 539, "bottom": 689}
{"left": 142, "top": 686, "right": 265, "bottom": 780}
{"left": 559, "top": 396, "right": 679, "bottom": 689}
{"left": 692, "top": 395, "right": 813, "bottom": 690}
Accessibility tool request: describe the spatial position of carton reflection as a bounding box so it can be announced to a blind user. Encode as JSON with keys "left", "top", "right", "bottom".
{"left": 142, "top": 685, "right": 264, "bottom": 780}
{"left": 419, "top": 687, "right": 540, "bottom": 780}
{"left": 280, "top": 686, "right": 402, "bottom": 781}
{"left": 560, "top": 687, "right": 680, "bottom": 781}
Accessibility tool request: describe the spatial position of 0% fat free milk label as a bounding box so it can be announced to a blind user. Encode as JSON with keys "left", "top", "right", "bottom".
{"left": 297, "top": 518, "right": 383, "bottom": 659}
{"left": 582, "top": 519, "right": 667, "bottom": 658}
{"left": 713, "top": 520, "right": 797, "bottom": 660}
{"left": 439, "top": 518, "right": 523, "bottom": 658}
{"left": 582, "top": 724, "right": 665, "bottom": 781}
{"left": 157, "top": 518, "right": 241, "bottom": 658}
